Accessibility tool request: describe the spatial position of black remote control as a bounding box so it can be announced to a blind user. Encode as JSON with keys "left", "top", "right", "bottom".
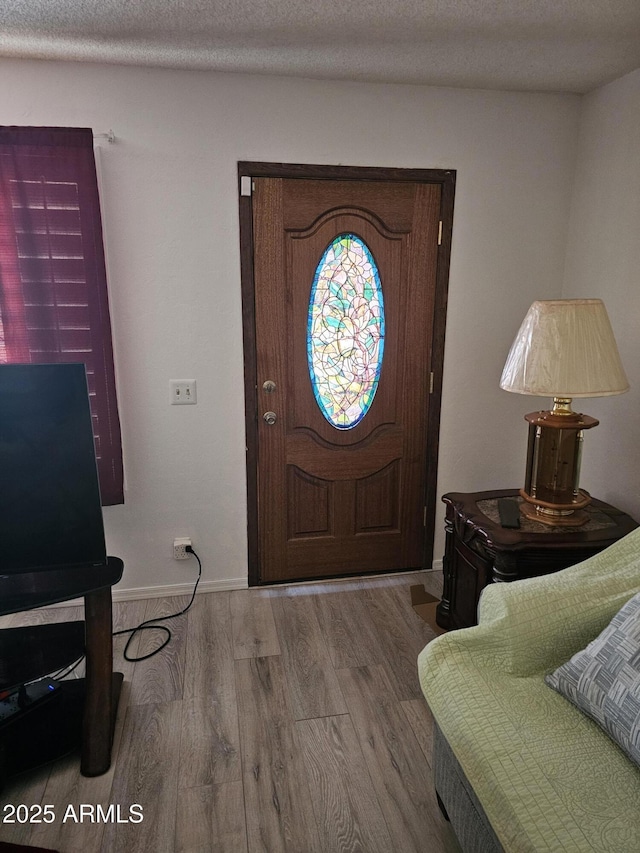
{"left": 498, "top": 498, "right": 521, "bottom": 529}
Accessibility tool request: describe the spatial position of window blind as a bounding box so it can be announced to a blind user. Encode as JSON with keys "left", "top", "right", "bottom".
{"left": 0, "top": 127, "right": 123, "bottom": 505}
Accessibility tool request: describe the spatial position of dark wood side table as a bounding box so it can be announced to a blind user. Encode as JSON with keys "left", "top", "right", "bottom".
{"left": 0, "top": 557, "right": 124, "bottom": 781}
{"left": 435, "top": 490, "right": 638, "bottom": 630}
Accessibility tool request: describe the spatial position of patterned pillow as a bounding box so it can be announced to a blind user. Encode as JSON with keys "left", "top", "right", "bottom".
{"left": 545, "top": 591, "right": 640, "bottom": 767}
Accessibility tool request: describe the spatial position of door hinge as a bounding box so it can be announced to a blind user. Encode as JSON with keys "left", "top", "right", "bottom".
{"left": 429, "top": 371, "right": 435, "bottom": 394}
{"left": 437, "top": 220, "right": 443, "bottom": 246}
{"left": 240, "top": 176, "right": 253, "bottom": 197}
{"left": 423, "top": 506, "right": 428, "bottom": 527}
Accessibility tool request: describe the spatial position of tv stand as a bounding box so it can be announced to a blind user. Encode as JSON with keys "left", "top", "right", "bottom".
{"left": 0, "top": 557, "right": 124, "bottom": 781}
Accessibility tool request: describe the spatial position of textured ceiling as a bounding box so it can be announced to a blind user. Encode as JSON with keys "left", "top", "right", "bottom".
{"left": 2, "top": 0, "right": 640, "bottom": 93}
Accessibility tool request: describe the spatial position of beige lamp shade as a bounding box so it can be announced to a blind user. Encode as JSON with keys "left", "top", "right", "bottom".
{"left": 500, "top": 299, "right": 629, "bottom": 398}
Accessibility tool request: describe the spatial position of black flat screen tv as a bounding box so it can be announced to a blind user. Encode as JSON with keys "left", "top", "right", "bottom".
{"left": 0, "top": 363, "right": 107, "bottom": 574}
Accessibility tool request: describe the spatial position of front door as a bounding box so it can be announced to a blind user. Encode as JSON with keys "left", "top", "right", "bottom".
{"left": 239, "top": 164, "right": 455, "bottom": 584}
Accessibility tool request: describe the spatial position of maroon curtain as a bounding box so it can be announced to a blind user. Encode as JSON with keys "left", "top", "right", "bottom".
{"left": 0, "top": 126, "right": 123, "bottom": 505}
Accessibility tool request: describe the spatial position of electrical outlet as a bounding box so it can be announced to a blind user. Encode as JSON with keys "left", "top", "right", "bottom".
{"left": 173, "top": 537, "right": 192, "bottom": 560}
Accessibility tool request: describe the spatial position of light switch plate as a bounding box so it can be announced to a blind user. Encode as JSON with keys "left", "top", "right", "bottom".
{"left": 170, "top": 380, "right": 197, "bottom": 405}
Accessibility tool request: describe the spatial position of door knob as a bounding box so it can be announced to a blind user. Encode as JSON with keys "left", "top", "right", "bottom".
{"left": 263, "top": 411, "right": 277, "bottom": 425}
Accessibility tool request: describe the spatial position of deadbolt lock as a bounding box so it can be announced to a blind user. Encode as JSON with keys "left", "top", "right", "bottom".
{"left": 263, "top": 411, "right": 277, "bottom": 425}
{"left": 262, "top": 380, "right": 276, "bottom": 393}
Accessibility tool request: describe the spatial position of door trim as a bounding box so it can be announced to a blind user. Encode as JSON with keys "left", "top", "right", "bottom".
{"left": 238, "top": 162, "right": 456, "bottom": 586}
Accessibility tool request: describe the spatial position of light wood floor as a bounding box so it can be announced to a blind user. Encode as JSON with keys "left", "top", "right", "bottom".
{"left": 0, "top": 570, "right": 461, "bottom": 853}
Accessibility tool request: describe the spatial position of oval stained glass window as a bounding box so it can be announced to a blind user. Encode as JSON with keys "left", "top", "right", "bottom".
{"left": 307, "top": 233, "right": 385, "bottom": 429}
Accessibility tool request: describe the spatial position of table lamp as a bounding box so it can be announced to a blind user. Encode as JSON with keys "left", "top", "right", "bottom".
{"left": 500, "top": 299, "right": 629, "bottom": 526}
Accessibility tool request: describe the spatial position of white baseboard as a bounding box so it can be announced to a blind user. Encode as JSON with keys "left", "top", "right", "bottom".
{"left": 111, "top": 577, "right": 249, "bottom": 602}
{"left": 43, "top": 564, "right": 442, "bottom": 609}
{"left": 44, "top": 576, "right": 248, "bottom": 608}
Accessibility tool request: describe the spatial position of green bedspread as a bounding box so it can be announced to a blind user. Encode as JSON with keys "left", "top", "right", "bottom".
{"left": 418, "top": 527, "right": 640, "bottom": 853}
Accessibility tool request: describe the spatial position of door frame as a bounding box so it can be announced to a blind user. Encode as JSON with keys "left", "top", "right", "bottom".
{"left": 238, "top": 162, "right": 456, "bottom": 586}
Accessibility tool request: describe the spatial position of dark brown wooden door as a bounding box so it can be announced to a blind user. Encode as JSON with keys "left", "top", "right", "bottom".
{"left": 240, "top": 165, "right": 455, "bottom": 584}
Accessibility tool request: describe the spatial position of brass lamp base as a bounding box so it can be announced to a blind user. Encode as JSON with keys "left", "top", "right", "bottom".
{"left": 520, "top": 398, "right": 598, "bottom": 528}
{"left": 519, "top": 489, "right": 591, "bottom": 526}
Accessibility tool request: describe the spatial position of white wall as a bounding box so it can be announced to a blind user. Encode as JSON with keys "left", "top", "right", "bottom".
{"left": 0, "top": 59, "right": 581, "bottom": 591}
{"left": 563, "top": 68, "right": 640, "bottom": 521}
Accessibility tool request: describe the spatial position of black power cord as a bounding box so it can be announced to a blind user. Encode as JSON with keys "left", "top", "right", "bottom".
{"left": 113, "top": 545, "right": 202, "bottom": 662}
{"left": 26, "top": 547, "right": 202, "bottom": 688}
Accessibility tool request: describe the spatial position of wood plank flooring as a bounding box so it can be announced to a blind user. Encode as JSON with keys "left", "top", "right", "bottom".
{"left": 0, "top": 571, "right": 460, "bottom": 853}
